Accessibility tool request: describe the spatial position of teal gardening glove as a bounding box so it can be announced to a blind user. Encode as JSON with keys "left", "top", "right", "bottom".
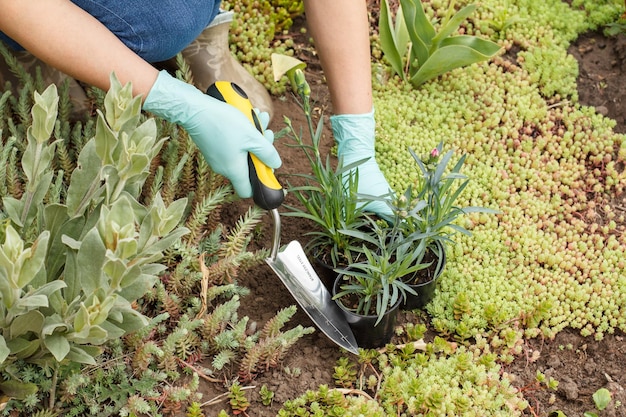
{"left": 143, "top": 70, "right": 281, "bottom": 198}
{"left": 331, "top": 109, "right": 393, "bottom": 218}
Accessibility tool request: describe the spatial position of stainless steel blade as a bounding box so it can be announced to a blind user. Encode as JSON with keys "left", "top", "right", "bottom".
{"left": 266, "top": 240, "right": 359, "bottom": 355}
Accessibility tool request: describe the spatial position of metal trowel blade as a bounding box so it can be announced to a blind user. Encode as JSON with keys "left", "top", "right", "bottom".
{"left": 265, "top": 240, "right": 359, "bottom": 355}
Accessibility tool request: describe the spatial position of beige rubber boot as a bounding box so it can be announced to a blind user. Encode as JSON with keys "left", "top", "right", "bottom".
{"left": 0, "top": 51, "right": 90, "bottom": 120}
{"left": 181, "top": 11, "right": 274, "bottom": 119}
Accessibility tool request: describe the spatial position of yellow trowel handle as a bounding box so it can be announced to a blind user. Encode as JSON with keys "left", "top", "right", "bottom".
{"left": 206, "top": 81, "right": 285, "bottom": 210}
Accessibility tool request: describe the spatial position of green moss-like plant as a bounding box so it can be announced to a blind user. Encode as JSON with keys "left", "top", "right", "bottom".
{"left": 277, "top": 385, "right": 386, "bottom": 417}
{"left": 220, "top": 0, "right": 303, "bottom": 95}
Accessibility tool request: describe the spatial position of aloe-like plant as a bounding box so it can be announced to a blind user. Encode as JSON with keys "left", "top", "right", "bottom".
{"left": 379, "top": 0, "right": 502, "bottom": 86}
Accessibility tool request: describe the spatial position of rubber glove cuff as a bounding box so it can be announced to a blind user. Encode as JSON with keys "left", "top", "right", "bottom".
{"left": 331, "top": 108, "right": 376, "bottom": 163}
{"left": 330, "top": 109, "right": 393, "bottom": 218}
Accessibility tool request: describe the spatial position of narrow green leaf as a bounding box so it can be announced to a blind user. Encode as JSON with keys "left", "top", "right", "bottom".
{"left": 66, "top": 140, "right": 105, "bottom": 218}
{"left": 30, "top": 280, "right": 67, "bottom": 298}
{"left": 379, "top": 0, "right": 407, "bottom": 79}
{"left": 440, "top": 35, "right": 502, "bottom": 56}
{"left": 19, "top": 171, "right": 54, "bottom": 229}
{"left": 94, "top": 112, "right": 119, "bottom": 166}
{"left": 74, "top": 304, "right": 90, "bottom": 334}
{"left": 137, "top": 227, "right": 189, "bottom": 260}
{"left": 14, "top": 294, "right": 48, "bottom": 309}
{"left": 394, "top": 4, "right": 410, "bottom": 53}
{"left": 76, "top": 227, "right": 107, "bottom": 295}
{"left": 400, "top": 0, "right": 435, "bottom": 66}
{"left": 16, "top": 231, "right": 49, "bottom": 289}
{"left": 432, "top": 4, "right": 477, "bottom": 46}
{"left": 2, "top": 197, "right": 24, "bottom": 227}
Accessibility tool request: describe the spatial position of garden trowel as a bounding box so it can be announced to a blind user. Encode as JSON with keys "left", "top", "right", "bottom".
{"left": 207, "top": 81, "right": 359, "bottom": 355}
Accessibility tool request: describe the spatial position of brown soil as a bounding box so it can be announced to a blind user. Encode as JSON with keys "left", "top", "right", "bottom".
{"left": 204, "top": 22, "right": 626, "bottom": 417}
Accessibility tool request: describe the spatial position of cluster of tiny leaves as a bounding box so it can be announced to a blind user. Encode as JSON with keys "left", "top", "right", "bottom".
{"left": 376, "top": 342, "right": 529, "bottom": 415}
{"left": 371, "top": 0, "right": 626, "bottom": 351}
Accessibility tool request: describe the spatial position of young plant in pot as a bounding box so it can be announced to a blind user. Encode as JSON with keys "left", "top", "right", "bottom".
{"left": 388, "top": 142, "right": 499, "bottom": 310}
{"left": 332, "top": 217, "right": 432, "bottom": 348}
{"left": 280, "top": 70, "right": 374, "bottom": 289}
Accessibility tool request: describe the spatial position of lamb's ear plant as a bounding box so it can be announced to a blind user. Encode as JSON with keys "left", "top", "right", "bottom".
{"left": 379, "top": 0, "right": 502, "bottom": 86}
{"left": 0, "top": 75, "right": 189, "bottom": 403}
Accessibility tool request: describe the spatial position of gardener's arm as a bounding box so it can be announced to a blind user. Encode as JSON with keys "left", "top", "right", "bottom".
{"left": 0, "top": 0, "right": 158, "bottom": 99}
{"left": 303, "top": 1, "right": 393, "bottom": 217}
{"left": 0, "top": 0, "right": 281, "bottom": 199}
{"left": 303, "top": 0, "right": 373, "bottom": 114}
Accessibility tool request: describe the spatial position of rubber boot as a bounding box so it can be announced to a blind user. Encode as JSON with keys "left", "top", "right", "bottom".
{"left": 181, "top": 11, "right": 274, "bottom": 119}
{"left": 0, "top": 51, "right": 90, "bottom": 120}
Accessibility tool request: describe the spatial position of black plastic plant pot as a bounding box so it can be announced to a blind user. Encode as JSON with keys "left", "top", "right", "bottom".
{"left": 312, "top": 255, "right": 338, "bottom": 292}
{"left": 332, "top": 277, "right": 401, "bottom": 349}
{"left": 402, "top": 274, "right": 439, "bottom": 310}
{"left": 402, "top": 241, "right": 447, "bottom": 310}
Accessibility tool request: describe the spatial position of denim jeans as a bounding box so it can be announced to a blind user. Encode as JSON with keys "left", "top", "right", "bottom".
{"left": 0, "top": 0, "right": 221, "bottom": 62}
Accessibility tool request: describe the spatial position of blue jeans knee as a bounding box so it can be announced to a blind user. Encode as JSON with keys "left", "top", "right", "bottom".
{"left": 0, "top": 0, "right": 221, "bottom": 62}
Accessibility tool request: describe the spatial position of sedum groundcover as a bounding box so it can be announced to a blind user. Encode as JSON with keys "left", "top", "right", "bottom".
{"left": 372, "top": 0, "right": 625, "bottom": 343}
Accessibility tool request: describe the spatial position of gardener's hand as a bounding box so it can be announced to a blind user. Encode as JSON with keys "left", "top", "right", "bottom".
{"left": 255, "top": 108, "right": 274, "bottom": 143}
{"left": 331, "top": 109, "right": 394, "bottom": 219}
{"left": 143, "top": 70, "right": 281, "bottom": 198}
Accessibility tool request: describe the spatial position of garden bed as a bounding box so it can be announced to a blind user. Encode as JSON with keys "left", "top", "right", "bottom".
{"left": 1, "top": 1, "right": 624, "bottom": 416}
{"left": 210, "top": 22, "right": 626, "bottom": 417}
